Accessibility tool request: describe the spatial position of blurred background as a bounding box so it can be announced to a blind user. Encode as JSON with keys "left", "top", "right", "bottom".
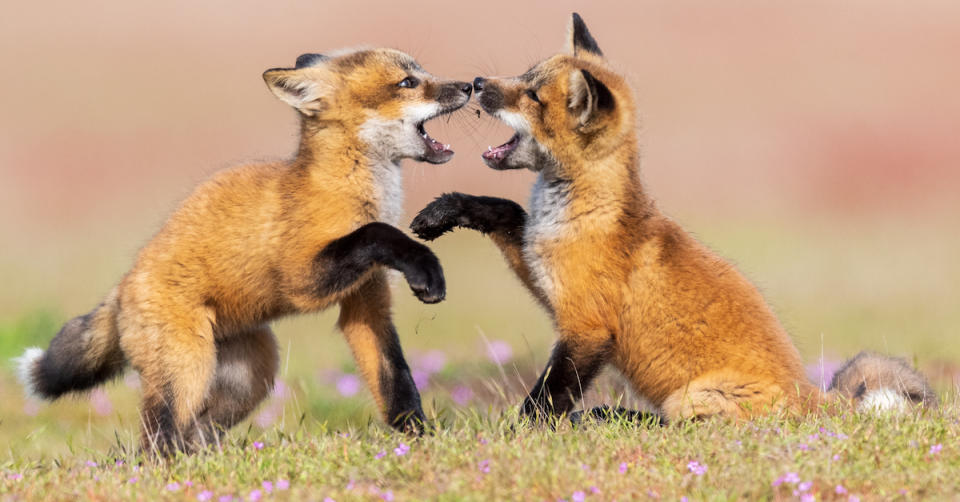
{"left": 1, "top": 0, "right": 958, "bottom": 456}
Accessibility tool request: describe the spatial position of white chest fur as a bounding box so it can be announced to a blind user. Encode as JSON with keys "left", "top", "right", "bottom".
{"left": 523, "top": 174, "right": 570, "bottom": 300}
{"left": 370, "top": 160, "right": 404, "bottom": 226}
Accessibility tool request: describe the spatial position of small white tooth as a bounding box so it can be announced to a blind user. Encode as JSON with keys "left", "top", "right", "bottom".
{"left": 444, "top": 144, "right": 450, "bottom": 149}
{"left": 488, "top": 146, "right": 493, "bottom": 151}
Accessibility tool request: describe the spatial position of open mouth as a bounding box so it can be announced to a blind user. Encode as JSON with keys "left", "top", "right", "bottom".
{"left": 481, "top": 133, "right": 520, "bottom": 168}
{"left": 416, "top": 109, "right": 458, "bottom": 164}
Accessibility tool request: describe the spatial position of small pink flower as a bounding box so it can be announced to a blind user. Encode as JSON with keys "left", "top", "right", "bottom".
{"left": 772, "top": 472, "right": 800, "bottom": 486}
{"left": 336, "top": 374, "right": 361, "bottom": 397}
{"left": 375, "top": 450, "right": 387, "bottom": 459}
{"left": 930, "top": 443, "right": 943, "bottom": 455}
{"left": 797, "top": 443, "right": 810, "bottom": 451}
{"left": 89, "top": 388, "right": 113, "bottom": 416}
{"left": 799, "top": 494, "right": 815, "bottom": 502}
{"left": 572, "top": 491, "right": 586, "bottom": 502}
{"left": 262, "top": 481, "right": 273, "bottom": 493}
{"left": 197, "top": 491, "right": 213, "bottom": 501}
{"left": 324, "top": 498, "right": 335, "bottom": 502}
{"left": 832, "top": 454, "right": 841, "bottom": 462}
{"left": 219, "top": 496, "right": 234, "bottom": 502}
{"left": 452, "top": 385, "right": 474, "bottom": 405}
{"left": 590, "top": 486, "right": 600, "bottom": 494}
{"left": 276, "top": 479, "right": 290, "bottom": 490}
{"left": 8, "top": 473, "right": 23, "bottom": 481}
{"left": 248, "top": 490, "right": 262, "bottom": 502}
{"left": 478, "top": 459, "right": 490, "bottom": 474}
{"left": 128, "top": 477, "right": 139, "bottom": 484}
{"left": 486, "top": 340, "right": 513, "bottom": 364}
{"left": 687, "top": 460, "right": 707, "bottom": 476}
{"left": 85, "top": 461, "right": 98, "bottom": 468}
{"left": 835, "top": 485, "right": 847, "bottom": 495}
{"left": 619, "top": 462, "right": 628, "bottom": 474}
{"left": 478, "top": 437, "right": 488, "bottom": 445}
{"left": 381, "top": 490, "right": 394, "bottom": 502}
{"left": 166, "top": 482, "right": 181, "bottom": 491}
{"left": 797, "top": 481, "right": 813, "bottom": 492}
{"left": 394, "top": 443, "right": 410, "bottom": 456}
{"left": 253, "top": 441, "right": 264, "bottom": 450}
{"left": 848, "top": 496, "right": 860, "bottom": 502}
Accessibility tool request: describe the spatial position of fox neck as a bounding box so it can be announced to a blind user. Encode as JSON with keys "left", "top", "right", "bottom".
{"left": 534, "top": 139, "right": 653, "bottom": 234}
{"left": 295, "top": 120, "right": 404, "bottom": 225}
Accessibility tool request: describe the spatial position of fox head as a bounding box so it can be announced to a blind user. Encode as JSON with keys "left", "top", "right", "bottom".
{"left": 264, "top": 48, "right": 472, "bottom": 164}
{"left": 473, "top": 14, "right": 635, "bottom": 173}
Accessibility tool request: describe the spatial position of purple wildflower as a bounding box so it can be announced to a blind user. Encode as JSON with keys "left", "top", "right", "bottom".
{"left": 128, "top": 477, "right": 139, "bottom": 484}
{"left": 687, "top": 461, "right": 707, "bottom": 476}
{"left": 479, "top": 459, "right": 490, "bottom": 474}
{"left": 197, "top": 491, "right": 213, "bottom": 501}
{"left": 800, "top": 494, "right": 815, "bottom": 502}
{"left": 8, "top": 473, "right": 22, "bottom": 481}
{"left": 248, "top": 490, "right": 262, "bottom": 502}
{"left": 336, "top": 374, "right": 360, "bottom": 397}
{"left": 797, "top": 481, "right": 813, "bottom": 492}
{"left": 590, "top": 486, "right": 600, "bottom": 494}
{"left": 619, "top": 462, "right": 628, "bottom": 474}
{"left": 832, "top": 454, "right": 841, "bottom": 462}
{"left": 85, "top": 461, "right": 98, "bottom": 468}
{"left": 394, "top": 443, "right": 410, "bottom": 456}
{"left": 930, "top": 443, "right": 943, "bottom": 455}
{"left": 797, "top": 443, "right": 810, "bottom": 451}
{"left": 835, "top": 485, "right": 847, "bottom": 495}
{"left": 381, "top": 490, "right": 394, "bottom": 501}
{"left": 849, "top": 496, "right": 860, "bottom": 502}
{"left": 417, "top": 350, "right": 447, "bottom": 374}
{"left": 219, "top": 496, "right": 234, "bottom": 502}
{"left": 772, "top": 472, "right": 800, "bottom": 487}
{"left": 262, "top": 481, "right": 273, "bottom": 493}
{"left": 166, "top": 482, "right": 181, "bottom": 491}
{"left": 324, "top": 499, "right": 336, "bottom": 502}
{"left": 451, "top": 386, "right": 473, "bottom": 405}
{"left": 276, "top": 479, "right": 290, "bottom": 490}
{"left": 572, "top": 491, "right": 586, "bottom": 502}
{"left": 486, "top": 340, "right": 513, "bottom": 364}
{"left": 375, "top": 450, "right": 387, "bottom": 459}
{"left": 252, "top": 441, "right": 264, "bottom": 450}
{"left": 89, "top": 388, "right": 113, "bottom": 416}
{"left": 411, "top": 369, "right": 430, "bottom": 391}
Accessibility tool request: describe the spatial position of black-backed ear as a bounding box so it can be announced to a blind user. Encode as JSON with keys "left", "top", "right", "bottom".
{"left": 295, "top": 53, "right": 328, "bottom": 69}
{"left": 567, "top": 13, "right": 603, "bottom": 57}
{"left": 567, "top": 69, "right": 614, "bottom": 127}
{"left": 262, "top": 68, "right": 329, "bottom": 117}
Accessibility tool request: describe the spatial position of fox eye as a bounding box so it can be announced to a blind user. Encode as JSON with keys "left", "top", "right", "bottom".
{"left": 526, "top": 89, "right": 542, "bottom": 104}
{"left": 398, "top": 76, "right": 420, "bottom": 89}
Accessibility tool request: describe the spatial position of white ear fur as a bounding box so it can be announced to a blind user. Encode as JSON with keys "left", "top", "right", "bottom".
{"left": 263, "top": 69, "right": 328, "bottom": 117}
{"left": 567, "top": 70, "right": 594, "bottom": 126}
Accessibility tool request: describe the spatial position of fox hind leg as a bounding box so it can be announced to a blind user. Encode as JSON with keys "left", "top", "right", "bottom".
{"left": 521, "top": 334, "right": 611, "bottom": 423}
{"left": 187, "top": 325, "right": 280, "bottom": 447}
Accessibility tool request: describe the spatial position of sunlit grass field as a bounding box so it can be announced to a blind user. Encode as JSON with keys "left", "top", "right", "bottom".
{"left": 2, "top": 216, "right": 958, "bottom": 500}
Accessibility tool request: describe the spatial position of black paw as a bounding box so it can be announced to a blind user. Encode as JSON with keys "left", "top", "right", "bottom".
{"left": 410, "top": 193, "right": 468, "bottom": 241}
{"left": 403, "top": 250, "right": 446, "bottom": 304}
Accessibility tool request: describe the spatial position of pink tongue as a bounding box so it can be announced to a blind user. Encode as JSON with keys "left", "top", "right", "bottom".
{"left": 483, "top": 142, "right": 513, "bottom": 160}
{"left": 425, "top": 134, "right": 449, "bottom": 153}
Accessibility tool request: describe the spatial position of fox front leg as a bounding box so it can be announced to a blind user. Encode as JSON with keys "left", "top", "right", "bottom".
{"left": 315, "top": 222, "right": 446, "bottom": 304}
{"left": 410, "top": 192, "right": 526, "bottom": 243}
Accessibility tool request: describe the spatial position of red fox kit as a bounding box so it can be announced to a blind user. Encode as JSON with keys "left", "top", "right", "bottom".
{"left": 412, "top": 14, "right": 936, "bottom": 422}
{"left": 16, "top": 48, "right": 472, "bottom": 453}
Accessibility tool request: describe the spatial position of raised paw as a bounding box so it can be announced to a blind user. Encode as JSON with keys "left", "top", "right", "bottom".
{"left": 410, "top": 193, "right": 468, "bottom": 241}
{"left": 403, "top": 250, "right": 446, "bottom": 304}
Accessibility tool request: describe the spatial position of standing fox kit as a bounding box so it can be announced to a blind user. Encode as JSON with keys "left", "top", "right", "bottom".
{"left": 413, "top": 14, "right": 936, "bottom": 422}
{"left": 16, "top": 48, "right": 472, "bottom": 453}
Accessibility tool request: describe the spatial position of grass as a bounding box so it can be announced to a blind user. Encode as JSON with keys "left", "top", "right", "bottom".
{"left": 1, "top": 217, "right": 959, "bottom": 500}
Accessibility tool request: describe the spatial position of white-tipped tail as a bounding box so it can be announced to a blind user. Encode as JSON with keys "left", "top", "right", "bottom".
{"left": 13, "top": 347, "right": 45, "bottom": 400}
{"left": 858, "top": 388, "right": 909, "bottom": 413}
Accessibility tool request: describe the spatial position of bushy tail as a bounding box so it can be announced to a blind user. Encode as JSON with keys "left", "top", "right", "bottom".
{"left": 827, "top": 351, "right": 938, "bottom": 412}
{"left": 14, "top": 288, "right": 126, "bottom": 400}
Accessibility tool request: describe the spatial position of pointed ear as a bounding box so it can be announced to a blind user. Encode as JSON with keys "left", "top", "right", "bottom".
{"left": 262, "top": 68, "right": 328, "bottom": 117}
{"left": 566, "top": 13, "right": 603, "bottom": 57}
{"left": 568, "top": 69, "right": 614, "bottom": 128}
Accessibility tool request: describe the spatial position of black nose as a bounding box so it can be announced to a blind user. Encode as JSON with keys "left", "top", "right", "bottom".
{"left": 473, "top": 77, "right": 485, "bottom": 92}
{"left": 459, "top": 82, "right": 473, "bottom": 95}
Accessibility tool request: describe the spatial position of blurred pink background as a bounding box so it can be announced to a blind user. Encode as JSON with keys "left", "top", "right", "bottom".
{"left": 1, "top": 0, "right": 958, "bottom": 311}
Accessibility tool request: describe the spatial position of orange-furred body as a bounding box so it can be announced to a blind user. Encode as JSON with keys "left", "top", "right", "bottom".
{"left": 413, "top": 14, "right": 935, "bottom": 422}
{"left": 17, "top": 48, "right": 472, "bottom": 453}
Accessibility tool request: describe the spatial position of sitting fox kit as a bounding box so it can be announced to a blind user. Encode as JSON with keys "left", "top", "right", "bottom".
{"left": 16, "top": 48, "right": 471, "bottom": 453}
{"left": 412, "top": 14, "right": 936, "bottom": 422}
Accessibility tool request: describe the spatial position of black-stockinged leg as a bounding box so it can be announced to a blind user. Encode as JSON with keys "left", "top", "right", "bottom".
{"left": 315, "top": 222, "right": 445, "bottom": 304}
{"left": 520, "top": 340, "right": 609, "bottom": 424}
{"left": 378, "top": 323, "right": 427, "bottom": 434}
{"left": 410, "top": 192, "right": 526, "bottom": 243}
{"left": 568, "top": 406, "right": 664, "bottom": 427}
